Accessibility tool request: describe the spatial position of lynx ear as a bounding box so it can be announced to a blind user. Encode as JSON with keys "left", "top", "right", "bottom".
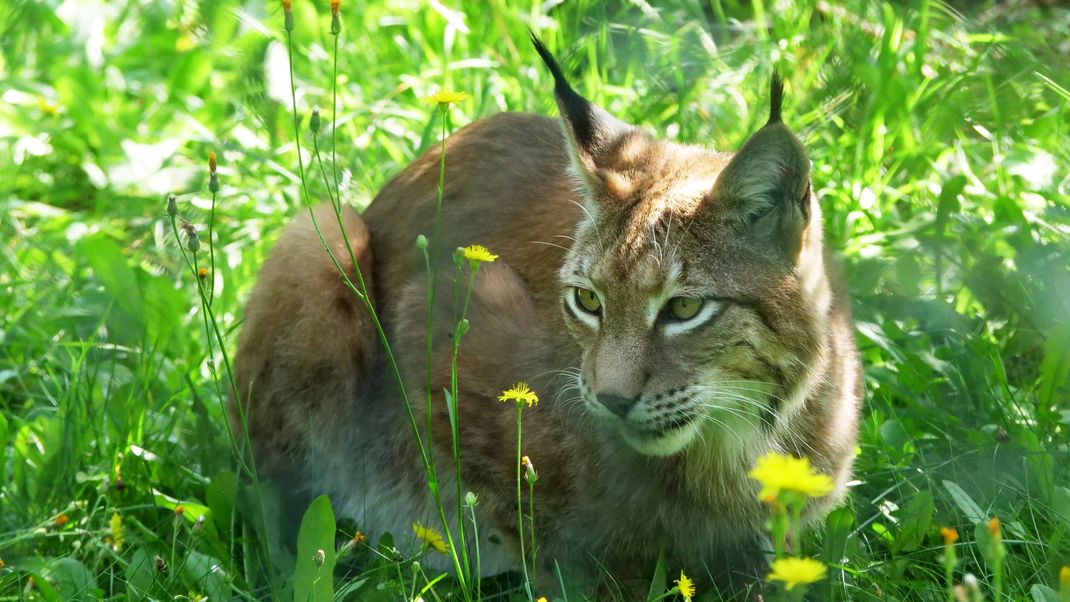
{"left": 710, "top": 75, "right": 812, "bottom": 257}
{"left": 531, "top": 33, "right": 633, "bottom": 206}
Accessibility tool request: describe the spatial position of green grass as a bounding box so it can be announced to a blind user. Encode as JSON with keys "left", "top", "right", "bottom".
{"left": 2, "top": 0, "right": 1069, "bottom": 600}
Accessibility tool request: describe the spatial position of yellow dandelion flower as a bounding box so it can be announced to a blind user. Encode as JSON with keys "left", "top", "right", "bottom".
{"left": 175, "top": 34, "right": 195, "bottom": 52}
{"left": 767, "top": 557, "right": 827, "bottom": 590}
{"left": 422, "top": 89, "right": 470, "bottom": 106}
{"left": 940, "top": 526, "right": 959, "bottom": 545}
{"left": 412, "top": 522, "right": 447, "bottom": 554}
{"left": 281, "top": 0, "right": 292, "bottom": 11}
{"left": 499, "top": 382, "right": 538, "bottom": 407}
{"left": 1060, "top": 565, "right": 1070, "bottom": 585}
{"left": 462, "top": 244, "right": 498, "bottom": 266}
{"left": 109, "top": 513, "right": 125, "bottom": 552}
{"left": 748, "top": 452, "right": 834, "bottom": 500}
{"left": 37, "top": 97, "right": 59, "bottom": 116}
{"left": 197, "top": 267, "right": 209, "bottom": 279}
{"left": 330, "top": 0, "right": 340, "bottom": 10}
{"left": 675, "top": 571, "right": 696, "bottom": 601}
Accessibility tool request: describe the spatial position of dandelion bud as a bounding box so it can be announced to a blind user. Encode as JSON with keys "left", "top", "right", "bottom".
{"left": 154, "top": 554, "right": 167, "bottom": 573}
{"left": 187, "top": 231, "right": 201, "bottom": 253}
{"left": 939, "top": 526, "right": 958, "bottom": 545}
{"left": 166, "top": 194, "right": 178, "bottom": 218}
{"left": 523, "top": 455, "right": 537, "bottom": 484}
{"left": 282, "top": 0, "right": 294, "bottom": 32}
{"left": 339, "top": 531, "right": 365, "bottom": 557}
{"left": 411, "top": 560, "right": 420, "bottom": 573}
{"left": 207, "top": 152, "right": 219, "bottom": 192}
{"left": 464, "top": 491, "right": 477, "bottom": 507}
{"left": 415, "top": 234, "right": 428, "bottom": 249}
{"left": 330, "top": 0, "right": 341, "bottom": 35}
{"left": 452, "top": 246, "right": 465, "bottom": 267}
{"left": 193, "top": 515, "right": 205, "bottom": 534}
{"left": 197, "top": 268, "right": 209, "bottom": 280}
{"left": 310, "top": 107, "right": 321, "bottom": 135}
{"left": 313, "top": 548, "right": 325, "bottom": 566}
{"left": 338, "top": 540, "right": 354, "bottom": 557}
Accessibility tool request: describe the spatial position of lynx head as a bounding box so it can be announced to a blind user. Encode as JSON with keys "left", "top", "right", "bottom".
{"left": 533, "top": 36, "right": 832, "bottom": 457}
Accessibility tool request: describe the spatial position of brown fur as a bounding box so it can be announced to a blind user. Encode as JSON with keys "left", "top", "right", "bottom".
{"left": 232, "top": 62, "right": 861, "bottom": 597}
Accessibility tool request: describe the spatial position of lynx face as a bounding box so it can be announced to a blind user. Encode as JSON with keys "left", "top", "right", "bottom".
{"left": 534, "top": 40, "right": 825, "bottom": 456}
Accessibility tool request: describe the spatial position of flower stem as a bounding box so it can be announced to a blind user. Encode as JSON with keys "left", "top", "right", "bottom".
{"left": 516, "top": 404, "right": 533, "bottom": 600}
{"left": 528, "top": 473, "right": 536, "bottom": 579}
{"left": 282, "top": 24, "right": 468, "bottom": 597}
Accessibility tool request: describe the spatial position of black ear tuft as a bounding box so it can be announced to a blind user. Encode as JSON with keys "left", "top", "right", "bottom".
{"left": 767, "top": 72, "right": 784, "bottom": 126}
{"left": 529, "top": 32, "right": 598, "bottom": 149}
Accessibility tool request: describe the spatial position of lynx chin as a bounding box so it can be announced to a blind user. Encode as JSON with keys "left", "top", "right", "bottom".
{"left": 232, "top": 34, "right": 862, "bottom": 596}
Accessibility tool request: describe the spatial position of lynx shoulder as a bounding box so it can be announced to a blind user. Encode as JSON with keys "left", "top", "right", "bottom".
{"left": 232, "top": 35, "right": 862, "bottom": 595}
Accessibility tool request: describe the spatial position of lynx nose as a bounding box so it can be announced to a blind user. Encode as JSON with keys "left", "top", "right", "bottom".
{"left": 597, "top": 394, "right": 635, "bottom": 418}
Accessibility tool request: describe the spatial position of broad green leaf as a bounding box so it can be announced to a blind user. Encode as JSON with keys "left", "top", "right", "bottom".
{"left": 1039, "top": 322, "right": 1070, "bottom": 406}
{"left": 49, "top": 558, "right": 97, "bottom": 601}
{"left": 124, "top": 549, "right": 155, "bottom": 594}
{"left": 205, "top": 470, "right": 238, "bottom": 534}
{"left": 1029, "top": 584, "right": 1059, "bottom": 602}
{"left": 893, "top": 490, "right": 933, "bottom": 553}
{"left": 182, "top": 551, "right": 229, "bottom": 601}
{"left": 942, "top": 480, "right": 986, "bottom": 524}
{"left": 153, "top": 489, "right": 210, "bottom": 522}
{"left": 822, "top": 505, "right": 855, "bottom": 564}
{"left": 645, "top": 548, "right": 667, "bottom": 602}
{"left": 294, "top": 495, "right": 336, "bottom": 602}
{"left": 76, "top": 233, "right": 145, "bottom": 339}
{"left": 1054, "top": 487, "right": 1070, "bottom": 527}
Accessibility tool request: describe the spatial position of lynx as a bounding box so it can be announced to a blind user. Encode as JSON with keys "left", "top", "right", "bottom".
{"left": 232, "top": 35, "right": 862, "bottom": 596}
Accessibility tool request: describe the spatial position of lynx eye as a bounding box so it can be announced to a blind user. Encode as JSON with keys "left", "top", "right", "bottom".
{"left": 667, "top": 297, "right": 703, "bottom": 320}
{"left": 574, "top": 287, "right": 602, "bottom": 314}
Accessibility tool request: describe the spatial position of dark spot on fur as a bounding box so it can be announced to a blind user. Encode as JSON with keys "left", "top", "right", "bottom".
{"left": 335, "top": 296, "right": 353, "bottom": 316}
